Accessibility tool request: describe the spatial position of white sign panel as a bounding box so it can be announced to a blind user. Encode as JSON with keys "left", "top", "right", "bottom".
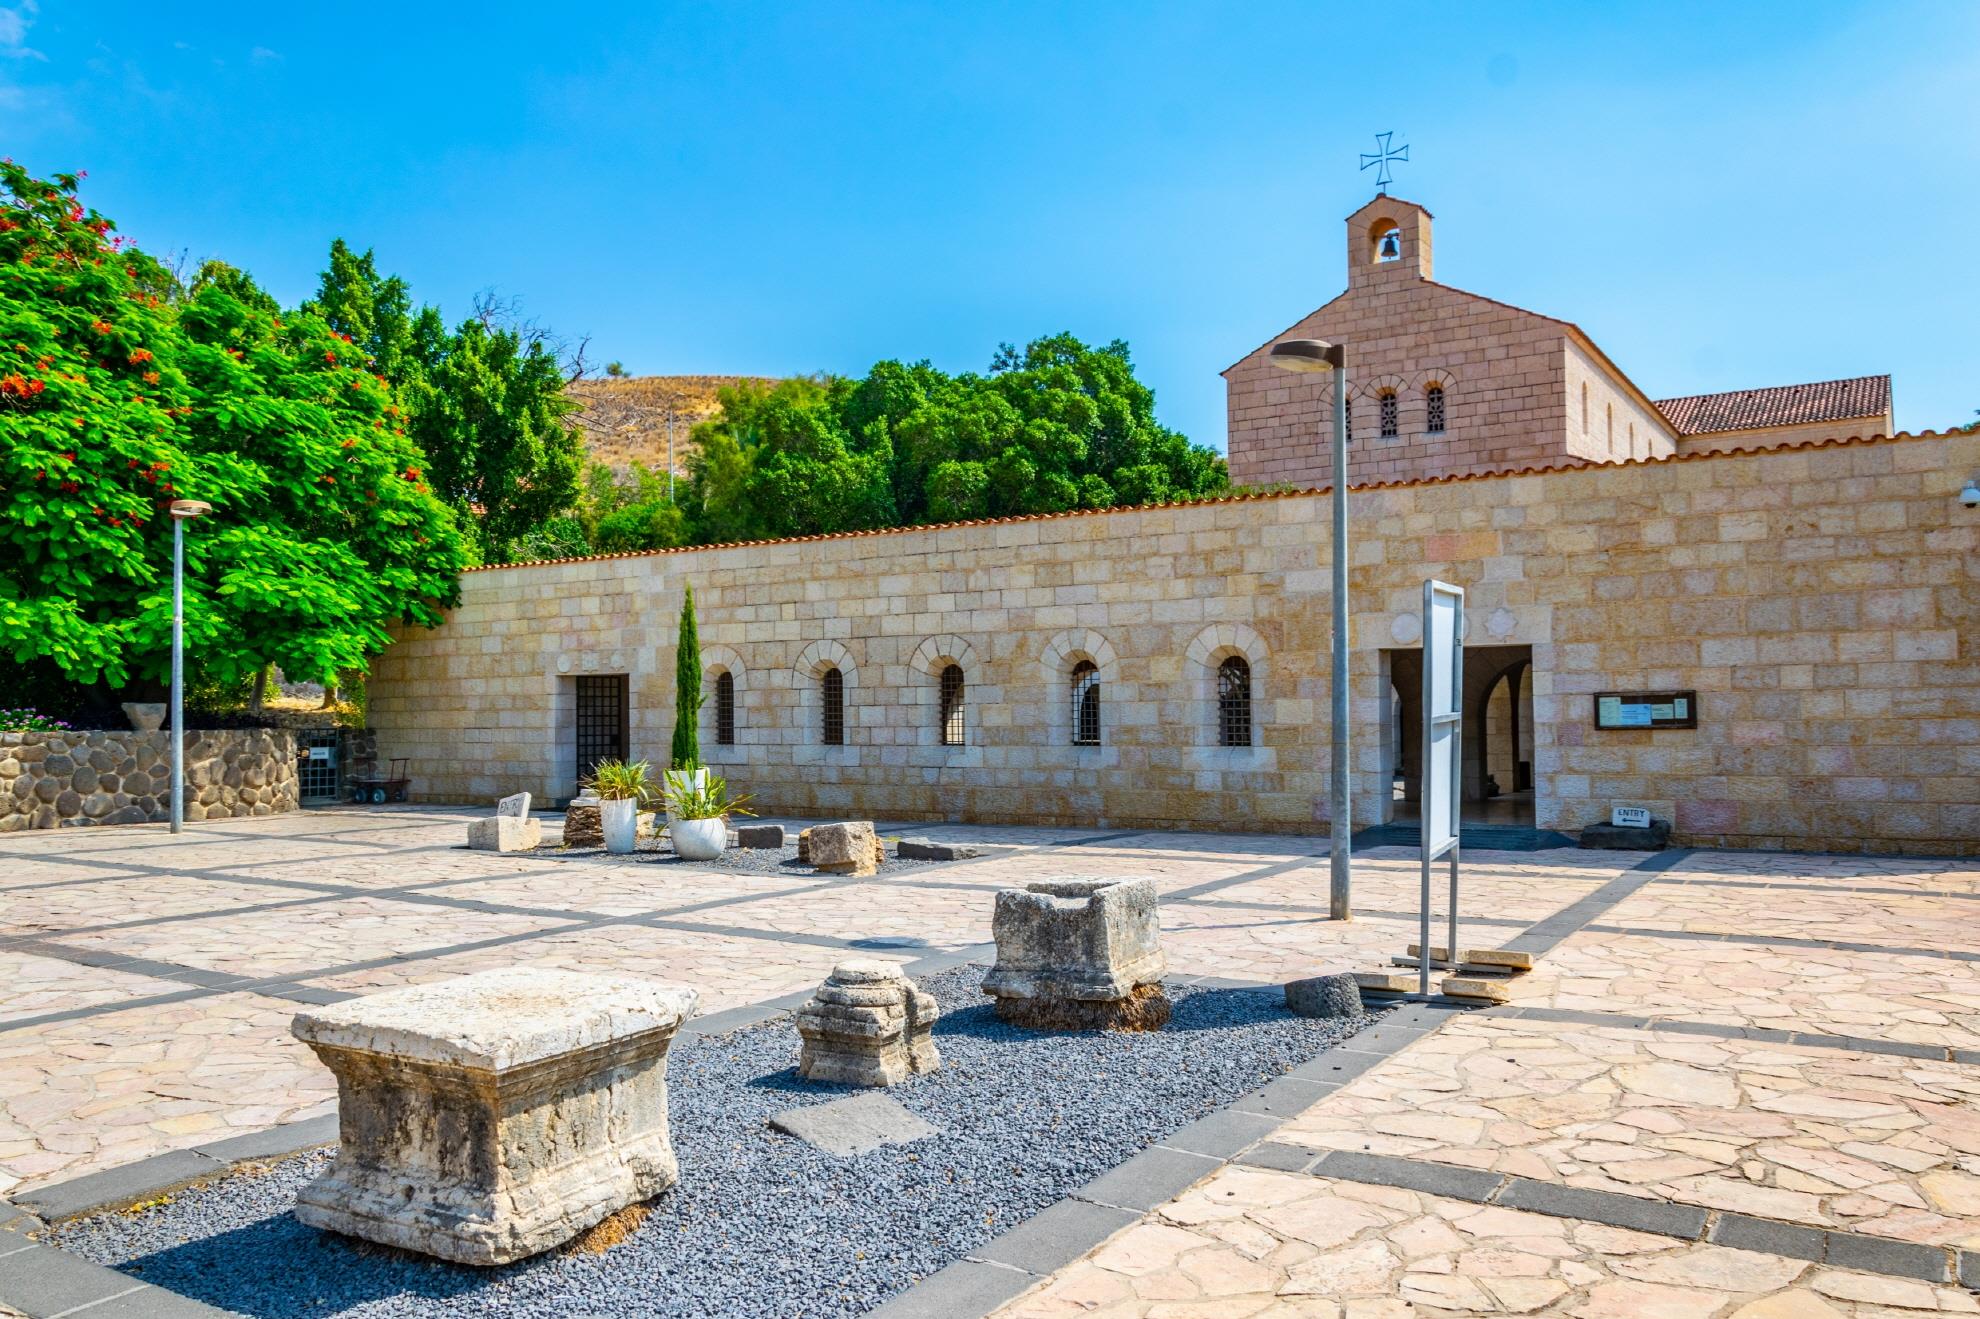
{"left": 1421, "top": 580, "right": 1464, "bottom": 862}
{"left": 1611, "top": 806, "right": 1651, "bottom": 829}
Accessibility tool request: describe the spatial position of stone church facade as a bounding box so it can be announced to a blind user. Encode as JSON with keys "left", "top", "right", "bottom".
{"left": 368, "top": 197, "right": 1973, "bottom": 855}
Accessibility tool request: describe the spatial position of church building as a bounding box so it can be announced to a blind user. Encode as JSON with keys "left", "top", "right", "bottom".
{"left": 365, "top": 194, "right": 1976, "bottom": 856}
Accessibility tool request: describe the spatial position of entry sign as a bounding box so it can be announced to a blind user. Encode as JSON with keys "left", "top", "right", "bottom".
{"left": 1418, "top": 579, "right": 1465, "bottom": 995}
{"left": 1612, "top": 806, "right": 1651, "bottom": 829}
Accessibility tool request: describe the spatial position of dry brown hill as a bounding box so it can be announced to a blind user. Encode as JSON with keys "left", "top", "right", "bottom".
{"left": 566, "top": 375, "right": 771, "bottom": 476}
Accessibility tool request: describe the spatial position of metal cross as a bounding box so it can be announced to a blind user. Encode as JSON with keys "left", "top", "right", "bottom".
{"left": 1360, "top": 132, "right": 1409, "bottom": 194}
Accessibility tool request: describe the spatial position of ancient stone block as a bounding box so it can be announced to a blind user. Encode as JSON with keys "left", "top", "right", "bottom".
{"left": 563, "top": 792, "right": 603, "bottom": 848}
{"left": 291, "top": 967, "right": 699, "bottom": 1265}
{"left": 809, "top": 821, "right": 879, "bottom": 876}
{"left": 982, "top": 878, "right": 1170, "bottom": 1031}
{"left": 795, "top": 958, "right": 939, "bottom": 1088}
{"left": 897, "top": 838, "right": 980, "bottom": 861}
{"left": 467, "top": 815, "right": 540, "bottom": 853}
{"left": 736, "top": 823, "right": 785, "bottom": 849}
{"left": 1285, "top": 974, "right": 1365, "bottom": 1019}
{"left": 769, "top": 1092, "right": 936, "bottom": 1157}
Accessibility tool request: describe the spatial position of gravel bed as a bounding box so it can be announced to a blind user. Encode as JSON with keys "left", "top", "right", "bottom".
{"left": 54, "top": 966, "right": 1381, "bottom": 1318}
{"left": 533, "top": 839, "right": 951, "bottom": 877}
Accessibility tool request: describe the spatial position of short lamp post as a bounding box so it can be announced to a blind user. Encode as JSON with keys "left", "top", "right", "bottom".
{"left": 1268, "top": 338, "right": 1353, "bottom": 920}
{"left": 167, "top": 499, "right": 212, "bottom": 834}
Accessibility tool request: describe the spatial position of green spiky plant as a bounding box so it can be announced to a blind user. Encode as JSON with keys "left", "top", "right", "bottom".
{"left": 584, "top": 758, "right": 653, "bottom": 803}
{"left": 670, "top": 583, "right": 702, "bottom": 771}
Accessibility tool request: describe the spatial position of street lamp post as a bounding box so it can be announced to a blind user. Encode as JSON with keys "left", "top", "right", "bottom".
{"left": 167, "top": 499, "right": 212, "bottom": 834}
{"left": 1268, "top": 338, "right": 1353, "bottom": 920}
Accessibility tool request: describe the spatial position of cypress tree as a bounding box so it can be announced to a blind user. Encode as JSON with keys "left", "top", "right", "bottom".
{"left": 670, "top": 584, "right": 702, "bottom": 770}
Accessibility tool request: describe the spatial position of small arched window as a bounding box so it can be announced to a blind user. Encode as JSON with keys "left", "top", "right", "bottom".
{"left": 1606, "top": 403, "right": 1615, "bottom": 451}
{"left": 1425, "top": 384, "right": 1446, "bottom": 434}
{"left": 821, "top": 667, "right": 844, "bottom": 746}
{"left": 1378, "top": 390, "right": 1399, "bottom": 439}
{"left": 714, "top": 671, "right": 735, "bottom": 746}
{"left": 1217, "top": 656, "right": 1252, "bottom": 749}
{"left": 1071, "top": 659, "right": 1100, "bottom": 746}
{"left": 1372, "top": 221, "right": 1401, "bottom": 263}
{"left": 938, "top": 664, "right": 965, "bottom": 747}
{"left": 1581, "top": 382, "right": 1589, "bottom": 433}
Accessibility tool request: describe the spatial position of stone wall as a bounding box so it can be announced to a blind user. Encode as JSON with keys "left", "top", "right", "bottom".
{"left": 368, "top": 430, "right": 1980, "bottom": 855}
{"left": 0, "top": 728, "right": 299, "bottom": 830}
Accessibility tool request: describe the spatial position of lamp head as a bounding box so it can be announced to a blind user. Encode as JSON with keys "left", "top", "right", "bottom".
{"left": 168, "top": 500, "right": 212, "bottom": 520}
{"left": 1961, "top": 480, "right": 1980, "bottom": 510}
{"left": 1268, "top": 338, "right": 1345, "bottom": 374}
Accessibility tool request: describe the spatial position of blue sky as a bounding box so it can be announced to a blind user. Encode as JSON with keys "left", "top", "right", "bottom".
{"left": 7, "top": 2, "right": 1977, "bottom": 449}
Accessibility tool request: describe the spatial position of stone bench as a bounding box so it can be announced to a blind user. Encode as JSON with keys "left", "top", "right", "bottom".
{"left": 291, "top": 967, "right": 699, "bottom": 1265}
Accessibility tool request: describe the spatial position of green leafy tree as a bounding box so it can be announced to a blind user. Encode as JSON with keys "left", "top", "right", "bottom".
{"left": 306, "top": 243, "right": 583, "bottom": 564}
{"left": 670, "top": 583, "right": 701, "bottom": 770}
{"left": 0, "top": 164, "right": 467, "bottom": 698}
{"left": 584, "top": 459, "right": 688, "bottom": 553}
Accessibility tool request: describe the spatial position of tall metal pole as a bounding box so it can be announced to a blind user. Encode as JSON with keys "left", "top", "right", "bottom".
{"left": 666, "top": 412, "right": 676, "bottom": 503}
{"left": 1330, "top": 362, "right": 1352, "bottom": 920}
{"left": 170, "top": 516, "right": 185, "bottom": 835}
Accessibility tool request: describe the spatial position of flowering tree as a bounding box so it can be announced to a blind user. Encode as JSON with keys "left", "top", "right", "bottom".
{"left": 0, "top": 163, "right": 467, "bottom": 697}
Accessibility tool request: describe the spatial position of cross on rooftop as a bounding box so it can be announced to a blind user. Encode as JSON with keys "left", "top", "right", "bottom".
{"left": 1360, "top": 132, "right": 1409, "bottom": 194}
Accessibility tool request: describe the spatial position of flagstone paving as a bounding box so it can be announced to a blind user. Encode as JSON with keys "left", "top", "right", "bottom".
{"left": 3, "top": 807, "right": 1978, "bottom": 1318}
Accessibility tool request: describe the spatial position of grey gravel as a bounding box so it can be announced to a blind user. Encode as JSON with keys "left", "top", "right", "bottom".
{"left": 53, "top": 966, "right": 1382, "bottom": 1318}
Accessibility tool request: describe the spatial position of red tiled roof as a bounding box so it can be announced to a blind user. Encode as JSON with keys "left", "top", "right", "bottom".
{"left": 1654, "top": 375, "right": 1890, "bottom": 437}
{"left": 465, "top": 426, "right": 1941, "bottom": 573}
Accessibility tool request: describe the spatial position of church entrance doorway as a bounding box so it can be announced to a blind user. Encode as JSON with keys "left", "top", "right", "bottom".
{"left": 1380, "top": 644, "right": 1534, "bottom": 828}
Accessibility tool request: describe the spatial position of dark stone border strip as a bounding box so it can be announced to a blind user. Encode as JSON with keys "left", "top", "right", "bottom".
{"left": 1489, "top": 1003, "right": 1975, "bottom": 1064}
{"left": 1581, "top": 922, "right": 1980, "bottom": 963}
{"left": 1234, "top": 1143, "right": 1968, "bottom": 1288}
{"left": 1502, "top": 848, "right": 1694, "bottom": 956}
{"left": 867, "top": 998, "right": 1461, "bottom": 1319}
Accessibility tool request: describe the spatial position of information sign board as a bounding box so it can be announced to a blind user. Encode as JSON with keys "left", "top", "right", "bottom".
{"left": 1594, "top": 691, "right": 1698, "bottom": 730}
{"left": 1418, "top": 579, "right": 1465, "bottom": 995}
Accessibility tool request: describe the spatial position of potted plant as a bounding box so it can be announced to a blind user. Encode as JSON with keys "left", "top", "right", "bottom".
{"left": 664, "top": 772, "right": 753, "bottom": 861}
{"left": 663, "top": 583, "right": 709, "bottom": 821}
{"left": 585, "top": 759, "right": 653, "bottom": 854}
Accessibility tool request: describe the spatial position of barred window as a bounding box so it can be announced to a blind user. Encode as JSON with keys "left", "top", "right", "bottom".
{"left": 821, "top": 667, "right": 844, "bottom": 745}
{"left": 1071, "top": 659, "right": 1100, "bottom": 746}
{"left": 1217, "top": 656, "right": 1252, "bottom": 749}
{"left": 938, "top": 664, "right": 965, "bottom": 747}
{"left": 1425, "top": 384, "right": 1445, "bottom": 434}
{"left": 714, "top": 671, "right": 735, "bottom": 746}
{"left": 1378, "top": 390, "right": 1398, "bottom": 438}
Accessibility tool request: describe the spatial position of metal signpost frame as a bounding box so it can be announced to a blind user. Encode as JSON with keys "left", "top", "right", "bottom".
{"left": 1418, "top": 579, "right": 1465, "bottom": 995}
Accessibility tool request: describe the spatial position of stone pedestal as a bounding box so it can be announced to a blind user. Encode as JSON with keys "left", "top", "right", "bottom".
{"left": 563, "top": 792, "right": 603, "bottom": 849}
{"left": 796, "top": 959, "right": 939, "bottom": 1087}
{"left": 982, "top": 877, "right": 1169, "bottom": 1031}
{"left": 467, "top": 815, "right": 540, "bottom": 852}
{"left": 290, "top": 967, "right": 699, "bottom": 1265}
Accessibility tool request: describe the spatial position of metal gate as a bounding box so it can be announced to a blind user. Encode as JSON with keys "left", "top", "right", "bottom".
{"left": 574, "top": 675, "right": 629, "bottom": 791}
{"left": 298, "top": 730, "right": 341, "bottom": 802}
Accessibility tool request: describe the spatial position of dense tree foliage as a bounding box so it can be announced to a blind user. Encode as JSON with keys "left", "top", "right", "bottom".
{"left": 656, "top": 334, "right": 1224, "bottom": 549}
{"left": 307, "top": 241, "right": 584, "bottom": 563}
{"left": 0, "top": 164, "right": 467, "bottom": 698}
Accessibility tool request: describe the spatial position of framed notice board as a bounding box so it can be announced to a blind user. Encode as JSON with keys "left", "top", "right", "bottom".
{"left": 1594, "top": 691, "right": 1698, "bottom": 730}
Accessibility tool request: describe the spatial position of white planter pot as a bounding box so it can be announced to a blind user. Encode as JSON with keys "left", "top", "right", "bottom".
{"left": 662, "top": 766, "right": 710, "bottom": 825}
{"left": 671, "top": 815, "right": 727, "bottom": 861}
{"left": 600, "top": 797, "right": 639, "bottom": 854}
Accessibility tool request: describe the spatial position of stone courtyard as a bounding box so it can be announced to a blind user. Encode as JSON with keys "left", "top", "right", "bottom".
{"left": 1, "top": 807, "right": 1977, "bottom": 1316}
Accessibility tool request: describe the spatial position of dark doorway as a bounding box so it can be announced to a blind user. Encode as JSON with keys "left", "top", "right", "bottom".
{"left": 574, "top": 674, "right": 629, "bottom": 790}
{"left": 1383, "top": 644, "right": 1534, "bottom": 827}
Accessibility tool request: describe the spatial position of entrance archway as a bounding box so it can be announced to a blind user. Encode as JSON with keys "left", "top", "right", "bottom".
{"left": 1380, "top": 644, "right": 1534, "bottom": 826}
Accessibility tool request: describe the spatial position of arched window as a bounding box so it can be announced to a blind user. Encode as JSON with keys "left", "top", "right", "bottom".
{"left": 1425, "top": 384, "right": 1446, "bottom": 434}
{"left": 938, "top": 664, "right": 965, "bottom": 747}
{"left": 1606, "top": 403, "right": 1614, "bottom": 451}
{"left": 1581, "top": 382, "right": 1589, "bottom": 434}
{"left": 821, "top": 667, "right": 844, "bottom": 746}
{"left": 1071, "top": 659, "right": 1100, "bottom": 746}
{"left": 714, "top": 671, "right": 735, "bottom": 746}
{"left": 1372, "top": 221, "right": 1401, "bottom": 263}
{"left": 1378, "top": 390, "right": 1399, "bottom": 439}
{"left": 1217, "top": 656, "right": 1252, "bottom": 748}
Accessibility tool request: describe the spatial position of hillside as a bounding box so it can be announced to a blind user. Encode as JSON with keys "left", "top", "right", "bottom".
{"left": 566, "top": 375, "right": 770, "bottom": 475}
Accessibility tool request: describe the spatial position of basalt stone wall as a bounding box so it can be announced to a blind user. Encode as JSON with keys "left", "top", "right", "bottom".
{"left": 0, "top": 728, "right": 299, "bottom": 830}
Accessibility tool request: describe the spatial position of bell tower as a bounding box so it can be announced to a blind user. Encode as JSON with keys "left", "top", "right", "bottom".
{"left": 1347, "top": 195, "right": 1433, "bottom": 290}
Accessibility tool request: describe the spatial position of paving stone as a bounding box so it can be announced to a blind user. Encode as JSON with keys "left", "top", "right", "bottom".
{"left": 867, "top": 1258, "right": 1034, "bottom": 1319}
{"left": 1154, "top": 1107, "right": 1279, "bottom": 1160}
{"left": 14, "top": 1147, "right": 225, "bottom": 1221}
{"left": 969, "top": 1198, "right": 1138, "bottom": 1275}
{"left": 1231, "top": 1075, "right": 1333, "bottom": 1120}
{"left": 768, "top": 1092, "right": 938, "bottom": 1158}
{"left": 1232, "top": 1141, "right": 1319, "bottom": 1174}
{"left": 192, "top": 1112, "right": 340, "bottom": 1164}
{"left": 1823, "top": 1230, "right": 1951, "bottom": 1282}
{"left": 1073, "top": 1145, "right": 1224, "bottom": 1211}
{"left": 1314, "top": 1148, "right": 1504, "bottom": 1202}
{"left": 0, "top": 1243, "right": 148, "bottom": 1317}
{"left": 896, "top": 839, "right": 980, "bottom": 861}
{"left": 1497, "top": 1176, "right": 1708, "bottom": 1239}
{"left": 1709, "top": 1212, "right": 1829, "bottom": 1262}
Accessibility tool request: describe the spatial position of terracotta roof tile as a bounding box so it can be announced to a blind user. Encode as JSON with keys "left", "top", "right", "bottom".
{"left": 1654, "top": 374, "right": 1890, "bottom": 437}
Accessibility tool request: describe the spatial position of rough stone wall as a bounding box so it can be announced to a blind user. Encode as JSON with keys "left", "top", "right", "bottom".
{"left": 0, "top": 729, "right": 299, "bottom": 830}
{"left": 368, "top": 431, "right": 1980, "bottom": 855}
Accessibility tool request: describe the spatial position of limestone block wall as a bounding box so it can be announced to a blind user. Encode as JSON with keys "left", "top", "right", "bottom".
{"left": 1564, "top": 339, "right": 1677, "bottom": 464}
{"left": 369, "top": 430, "right": 1980, "bottom": 854}
{"left": 0, "top": 728, "right": 299, "bottom": 830}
